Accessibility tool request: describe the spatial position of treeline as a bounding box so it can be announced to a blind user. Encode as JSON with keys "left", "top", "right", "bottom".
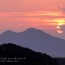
{"left": 0, "top": 43, "right": 59, "bottom": 65}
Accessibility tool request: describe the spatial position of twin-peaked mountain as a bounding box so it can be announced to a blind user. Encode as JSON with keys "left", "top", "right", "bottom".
{"left": 0, "top": 28, "right": 65, "bottom": 57}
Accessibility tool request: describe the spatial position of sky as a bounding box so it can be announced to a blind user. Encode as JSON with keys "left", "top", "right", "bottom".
{"left": 0, "top": 0, "right": 65, "bottom": 39}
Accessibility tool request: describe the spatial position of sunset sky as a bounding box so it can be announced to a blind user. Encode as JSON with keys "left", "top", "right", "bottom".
{"left": 0, "top": 0, "right": 65, "bottom": 39}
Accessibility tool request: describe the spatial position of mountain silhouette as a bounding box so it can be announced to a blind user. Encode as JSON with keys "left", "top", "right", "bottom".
{"left": 0, "top": 28, "right": 65, "bottom": 57}
{"left": 0, "top": 43, "right": 58, "bottom": 65}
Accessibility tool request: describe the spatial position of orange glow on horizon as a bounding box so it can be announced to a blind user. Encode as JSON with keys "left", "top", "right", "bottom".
{"left": 52, "top": 19, "right": 65, "bottom": 26}
{"left": 57, "top": 26, "right": 63, "bottom": 34}
{"left": 52, "top": 18, "right": 65, "bottom": 33}
{"left": 57, "top": 30, "right": 63, "bottom": 34}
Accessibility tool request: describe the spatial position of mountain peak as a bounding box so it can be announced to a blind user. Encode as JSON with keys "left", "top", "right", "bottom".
{"left": 5, "top": 30, "right": 15, "bottom": 33}
{"left": 26, "top": 28, "right": 39, "bottom": 31}
{"left": 23, "top": 28, "right": 53, "bottom": 37}
{"left": 1, "top": 30, "right": 16, "bottom": 36}
{"left": 3, "top": 30, "right": 16, "bottom": 34}
{"left": 24, "top": 28, "right": 44, "bottom": 33}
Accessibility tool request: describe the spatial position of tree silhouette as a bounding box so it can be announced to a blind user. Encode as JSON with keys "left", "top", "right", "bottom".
{"left": 0, "top": 43, "right": 59, "bottom": 65}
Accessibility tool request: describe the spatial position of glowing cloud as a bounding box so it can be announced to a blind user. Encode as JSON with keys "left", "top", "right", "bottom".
{"left": 53, "top": 18, "right": 65, "bottom": 33}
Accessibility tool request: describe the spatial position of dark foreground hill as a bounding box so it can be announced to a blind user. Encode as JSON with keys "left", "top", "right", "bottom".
{"left": 0, "top": 28, "right": 65, "bottom": 57}
{"left": 56, "top": 58, "right": 65, "bottom": 65}
{"left": 0, "top": 43, "right": 58, "bottom": 65}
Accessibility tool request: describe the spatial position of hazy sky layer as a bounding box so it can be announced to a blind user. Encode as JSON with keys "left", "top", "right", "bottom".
{"left": 0, "top": 0, "right": 64, "bottom": 12}
{"left": 0, "top": 0, "right": 65, "bottom": 38}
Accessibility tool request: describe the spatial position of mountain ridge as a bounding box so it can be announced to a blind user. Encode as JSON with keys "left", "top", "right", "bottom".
{"left": 0, "top": 28, "right": 65, "bottom": 57}
{"left": 0, "top": 43, "right": 58, "bottom": 65}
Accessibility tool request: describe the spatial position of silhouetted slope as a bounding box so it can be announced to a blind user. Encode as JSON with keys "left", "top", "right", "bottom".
{"left": 56, "top": 58, "right": 65, "bottom": 65}
{"left": 0, "top": 28, "right": 65, "bottom": 57}
{"left": 0, "top": 43, "right": 58, "bottom": 65}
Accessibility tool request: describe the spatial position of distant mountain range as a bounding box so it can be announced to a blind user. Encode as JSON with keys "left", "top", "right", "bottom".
{"left": 0, "top": 28, "right": 65, "bottom": 57}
